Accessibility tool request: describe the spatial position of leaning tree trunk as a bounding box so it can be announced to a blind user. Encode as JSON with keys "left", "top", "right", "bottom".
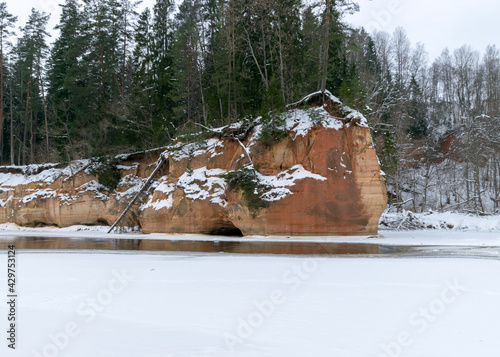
{"left": 9, "top": 80, "right": 14, "bottom": 165}
{"left": 321, "top": 0, "right": 331, "bottom": 97}
{"left": 38, "top": 57, "right": 49, "bottom": 153}
{"left": 0, "top": 37, "right": 3, "bottom": 164}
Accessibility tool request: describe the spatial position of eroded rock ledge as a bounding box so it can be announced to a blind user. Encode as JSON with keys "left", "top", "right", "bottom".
{"left": 0, "top": 91, "right": 387, "bottom": 236}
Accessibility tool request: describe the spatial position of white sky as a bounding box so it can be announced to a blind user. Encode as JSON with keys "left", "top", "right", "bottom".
{"left": 6, "top": 0, "right": 500, "bottom": 61}
{"left": 5, "top": 0, "right": 156, "bottom": 39}
{"left": 345, "top": 0, "right": 500, "bottom": 60}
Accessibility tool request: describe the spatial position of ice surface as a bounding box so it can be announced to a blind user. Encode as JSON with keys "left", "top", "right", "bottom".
{"left": 0, "top": 253, "right": 498, "bottom": 357}
{"left": 0, "top": 209, "right": 498, "bottom": 247}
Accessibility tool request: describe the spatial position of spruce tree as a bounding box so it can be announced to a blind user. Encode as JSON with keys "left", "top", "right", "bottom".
{"left": 81, "top": 0, "right": 143, "bottom": 155}
{"left": 151, "top": 0, "right": 176, "bottom": 142}
{"left": 172, "top": 0, "right": 205, "bottom": 125}
{"left": 48, "top": 0, "right": 89, "bottom": 159}
{"left": 300, "top": 5, "right": 322, "bottom": 94}
{"left": 325, "top": 1, "right": 358, "bottom": 97}
{"left": 203, "top": 0, "right": 232, "bottom": 124}
{"left": 128, "top": 7, "right": 155, "bottom": 148}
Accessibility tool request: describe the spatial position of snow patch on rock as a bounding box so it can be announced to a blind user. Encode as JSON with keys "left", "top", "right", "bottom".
{"left": 141, "top": 181, "right": 176, "bottom": 211}
{"left": 284, "top": 107, "right": 343, "bottom": 139}
{"left": 177, "top": 167, "right": 227, "bottom": 205}
{"left": 78, "top": 181, "right": 109, "bottom": 200}
{"left": 257, "top": 164, "right": 327, "bottom": 202}
{"left": 143, "top": 168, "right": 228, "bottom": 211}
{"left": 115, "top": 174, "right": 146, "bottom": 200}
{"left": 22, "top": 189, "right": 57, "bottom": 204}
{"left": 169, "top": 139, "right": 225, "bottom": 161}
{"left": 0, "top": 166, "right": 61, "bottom": 187}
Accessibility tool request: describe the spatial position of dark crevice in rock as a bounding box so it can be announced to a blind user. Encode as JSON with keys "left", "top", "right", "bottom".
{"left": 208, "top": 221, "right": 243, "bottom": 237}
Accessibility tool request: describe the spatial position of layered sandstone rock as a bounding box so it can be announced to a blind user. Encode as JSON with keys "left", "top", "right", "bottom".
{"left": 0, "top": 151, "right": 162, "bottom": 228}
{"left": 0, "top": 91, "right": 387, "bottom": 236}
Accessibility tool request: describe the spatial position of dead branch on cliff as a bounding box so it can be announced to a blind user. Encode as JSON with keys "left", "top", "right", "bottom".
{"left": 194, "top": 122, "right": 255, "bottom": 167}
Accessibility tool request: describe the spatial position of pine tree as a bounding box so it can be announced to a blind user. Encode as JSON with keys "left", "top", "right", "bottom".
{"left": 16, "top": 9, "right": 50, "bottom": 163}
{"left": 273, "top": 0, "right": 302, "bottom": 105}
{"left": 117, "top": 0, "right": 140, "bottom": 103}
{"left": 5, "top": 59, "right": 17, "bottom": 165}
{"left": 0, "top": 2, "right": 16, "bottom": 163}
{"left": 304, "top": 0, "right": 359, "bottom": 100}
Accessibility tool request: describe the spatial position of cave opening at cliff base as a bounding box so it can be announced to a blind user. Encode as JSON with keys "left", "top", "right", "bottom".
{"left": 208, "top": 221, "right": 243, "bottom": 237}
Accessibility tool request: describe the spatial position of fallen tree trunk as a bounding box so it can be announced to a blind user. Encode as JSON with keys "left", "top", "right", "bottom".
{"left": 107, "top": 153, "right": 167, "bottom": 233}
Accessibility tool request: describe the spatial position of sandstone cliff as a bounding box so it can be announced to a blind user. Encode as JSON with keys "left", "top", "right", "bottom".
{"left": 0, "top": 91, "right": 387, "bottom": 236}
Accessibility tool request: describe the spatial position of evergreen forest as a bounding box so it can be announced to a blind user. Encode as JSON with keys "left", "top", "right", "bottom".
{"left": 1, "top": 0, "right": 500, "bottom": 213}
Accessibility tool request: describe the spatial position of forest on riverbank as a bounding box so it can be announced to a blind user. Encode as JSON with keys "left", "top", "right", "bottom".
{"left": 0, "top": 0, "right": 499, "bottom": 213}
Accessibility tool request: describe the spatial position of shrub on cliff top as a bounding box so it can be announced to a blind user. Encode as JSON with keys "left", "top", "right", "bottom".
{"left": 221, "top": 166, "right": 268, "bottom": 210}
{"left": 88, "top": 157, "right": 121, "bottom": 190}
{"left": 258, "top": 112, "right": 288, "bottom": 147}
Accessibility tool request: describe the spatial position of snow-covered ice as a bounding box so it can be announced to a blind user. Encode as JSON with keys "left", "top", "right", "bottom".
{"left": 0, "top": 210, "right": 499, "bottom": 356}
{"left": 0, "top": 252, "right": 499, "bottom": 356}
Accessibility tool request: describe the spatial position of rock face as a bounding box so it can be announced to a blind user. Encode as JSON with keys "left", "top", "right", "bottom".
{"left": 0, "top": 152, "right": 162, "bottom": 228}
{"left": 0, "top": 91, "right": 387, "bottom": 236}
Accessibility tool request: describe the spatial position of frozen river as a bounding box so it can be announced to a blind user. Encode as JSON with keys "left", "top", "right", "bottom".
{"left": 0, "top": 235, "right": 379, "bottom": 255}
{"left": 0, "top": 233, "right": 499, "bottom": 259}
{"left": 0, "top": 230, "right": 499, "bottom": 356}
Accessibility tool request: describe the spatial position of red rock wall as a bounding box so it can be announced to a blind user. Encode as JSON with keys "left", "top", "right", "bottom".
{"left": 140, "top": 122, "right": 387, "bottom": 236}
{"left": 0, "top": 100, "right": 387, "bottom": 236}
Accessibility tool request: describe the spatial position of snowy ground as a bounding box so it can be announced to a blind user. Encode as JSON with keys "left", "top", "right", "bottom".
{"left": 379, "top": 210, "right": 500, "bottom": 232}
{"left": 0, "top": 252, "right": 499, "bottom": 357}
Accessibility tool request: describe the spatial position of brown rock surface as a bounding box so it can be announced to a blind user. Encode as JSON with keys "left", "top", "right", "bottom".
{"left": 0, "top": 91, "right": 387, "bottom": 236}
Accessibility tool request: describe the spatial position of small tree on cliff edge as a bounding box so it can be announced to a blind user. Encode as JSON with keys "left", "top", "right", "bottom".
{"left": 319, "top": 0, "right": 359, "bottom": 101}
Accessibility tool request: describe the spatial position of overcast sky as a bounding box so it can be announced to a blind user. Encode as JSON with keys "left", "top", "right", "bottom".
{"left": 6, "top": 0, "right": 500, "bottom": 62}
{"left": 346, "top": 0, "right": 500, "bottom": 60}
